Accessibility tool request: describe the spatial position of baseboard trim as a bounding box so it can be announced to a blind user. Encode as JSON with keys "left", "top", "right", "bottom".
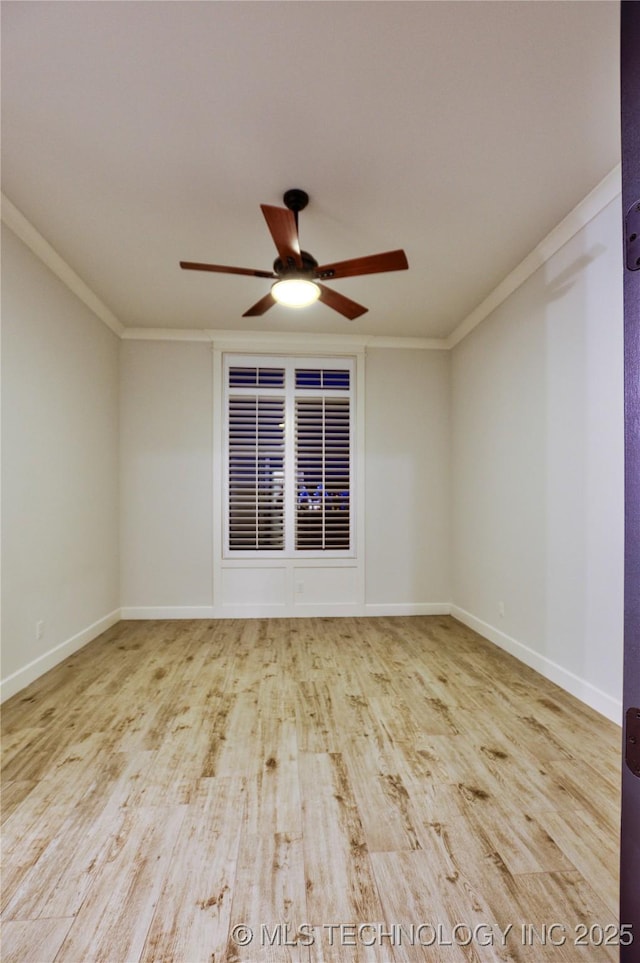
{"left": 450, "top": 605, "right": 622, "bottom": 725}
{"left": 120, "top": 602, "right": 452, "bottom": 620}
{"left": 364, "top": 603, "right": 452, "bottom": 617}
{"left": 0, "top": 609, "right": 122, "bottom": 703}
{"left": 219, "top": 603, "right": 360, "bottom": 619}
{"left": 120, "top": 606, "right": 216, "bottom": 620}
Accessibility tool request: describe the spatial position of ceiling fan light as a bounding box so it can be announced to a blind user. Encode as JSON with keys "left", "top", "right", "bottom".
{"left": 271, "top": 278, "right": 320, "bottom": 308}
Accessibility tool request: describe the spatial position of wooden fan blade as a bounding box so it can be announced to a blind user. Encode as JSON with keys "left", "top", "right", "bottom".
{"left": 317, "top": 283, "right": 368, "bottom": 320}
{"left": 242, "top": 291, "right": 276, "bottom": 317}
{"left": 260, "top": 205, "right": 302, "bottom": 267}
{"left": 316, "top": 249, "right": 408, "bottom": 280}
{"left": 180, "top": 261, "right": 276, "bottom": 279}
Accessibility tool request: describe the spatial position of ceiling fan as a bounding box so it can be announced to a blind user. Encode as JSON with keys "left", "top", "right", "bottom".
{"left": 180, "top": 189, "right": 409, "bottom": 320}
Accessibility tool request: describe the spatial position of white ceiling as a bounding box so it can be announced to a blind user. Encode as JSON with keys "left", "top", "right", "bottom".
{"left": 1, "top": 1, "right": 621, "bottom": 340}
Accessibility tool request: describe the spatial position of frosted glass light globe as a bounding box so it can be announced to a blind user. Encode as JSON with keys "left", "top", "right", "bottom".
{"left": 272, "top": 278, "right": 321, "bottom": 308}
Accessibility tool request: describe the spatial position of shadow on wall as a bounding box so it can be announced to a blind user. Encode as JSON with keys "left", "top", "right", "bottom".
{"left": 542, "top": 246, "right": 606, "bottom": 303}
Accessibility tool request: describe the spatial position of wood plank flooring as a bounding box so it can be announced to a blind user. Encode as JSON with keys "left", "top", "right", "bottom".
{"left": 1, "top": 616, "right": 622, "bottom": 963}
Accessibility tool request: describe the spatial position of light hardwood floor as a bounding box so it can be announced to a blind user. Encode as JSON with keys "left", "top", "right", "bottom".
{"left": 1, "top": 616, "right": 622, "bottom": 963}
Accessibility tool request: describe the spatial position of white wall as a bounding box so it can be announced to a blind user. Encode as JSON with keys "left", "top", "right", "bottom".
{"left": 1, "top": 225, "right": 120, "bottom": 698}
{"left": 119, "top": 343, "right": 451, "bottom": 616}
{"left": 119, "top": 340, "right": 214, "bottom": 610}
{"left": 451, "top": 197, "right": 624, "bottom": 721}
{"left": 365, "top": 348, "right": 451, "bottom": 610}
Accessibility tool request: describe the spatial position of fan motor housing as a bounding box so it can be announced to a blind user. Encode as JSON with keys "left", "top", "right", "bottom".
{"left": 273, "top": 250, "right": 318, "bottom": 279}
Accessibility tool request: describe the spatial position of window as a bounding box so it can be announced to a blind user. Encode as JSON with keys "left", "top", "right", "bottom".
{"left": 223, "top": 355, "right": 355, "bottom": 557}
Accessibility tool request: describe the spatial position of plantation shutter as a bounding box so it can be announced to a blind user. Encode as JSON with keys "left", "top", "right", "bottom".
{"left": 295, "top": 396, "right": 350, "bottom": 550}
{"left": 227, "top": 387, "right": 285, "bottom": 551}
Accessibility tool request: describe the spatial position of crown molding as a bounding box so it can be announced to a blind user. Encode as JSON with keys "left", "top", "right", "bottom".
{"left": 1, "top": 193, "right": 125, "bottom": 337}
{"left": 121, "top": 327, "right": 449, "bottom": 350}
{"left": 120, "top": 328, "right": 213, "bottom": 342}
{"left": 445, "top": 164, "right": 622, "bottom": 349}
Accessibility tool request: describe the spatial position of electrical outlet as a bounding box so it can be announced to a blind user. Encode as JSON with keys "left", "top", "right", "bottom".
{"left": 296, "top": 581, "right": 304, "bottom": 595}
{"left": 498, "top": 602, "right": 505, "bottom": 619}
{"left": 36, "top": 620, "right": 45, "bottom": 640}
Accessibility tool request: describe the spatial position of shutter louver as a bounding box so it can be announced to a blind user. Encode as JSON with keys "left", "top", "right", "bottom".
{"left": 229, "top": 366, "right": 285, "bottom": 388}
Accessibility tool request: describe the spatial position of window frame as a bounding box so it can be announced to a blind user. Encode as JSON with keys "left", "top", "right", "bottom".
{"left": 222, "top": 352, "right": 356, "bottom": 560}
